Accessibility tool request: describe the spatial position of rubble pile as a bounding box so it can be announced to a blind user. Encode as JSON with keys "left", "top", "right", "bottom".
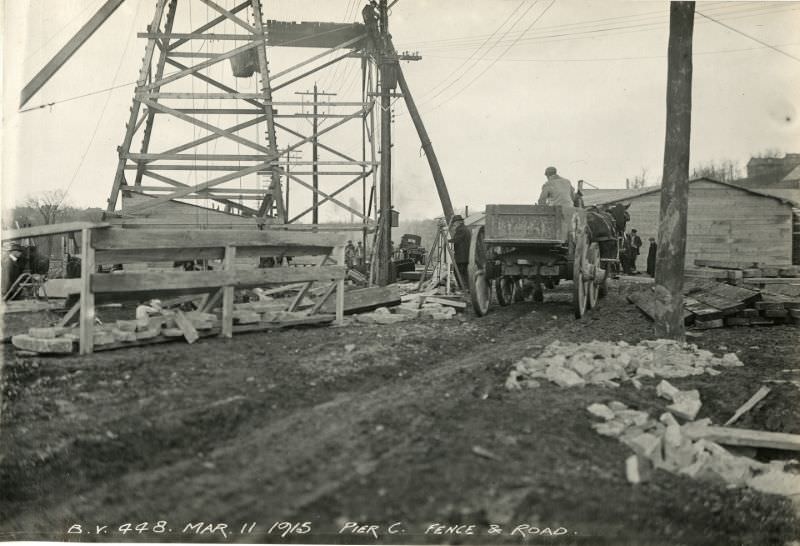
{"left": 587, "top": 401, "right": 800, "bottom": 498}
{"left": 506, "top": 339, "right": 743, "bottom": 391}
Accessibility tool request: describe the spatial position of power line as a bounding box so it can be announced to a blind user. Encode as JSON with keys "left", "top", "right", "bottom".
{"left": 417, "top": 0, "right": 527, "bottom": 101}
{"left": 397, "top": 3, "right": 796, "bottom": 52}
{"left": 423, "top": 0, "right": 541, "bottom": 106}
{"left": 422, "top": 41, "right": 800, "bottom": 64}
{"left": 696, "top": 9, "right": 800, "bottom": 65}
{"left": 432, "top": 0, "right": 557, "bottom": 110}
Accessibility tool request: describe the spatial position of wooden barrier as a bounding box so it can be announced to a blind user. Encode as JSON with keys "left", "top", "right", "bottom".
{"left": 76, "top": 227, "right": 347, "bottom": 355}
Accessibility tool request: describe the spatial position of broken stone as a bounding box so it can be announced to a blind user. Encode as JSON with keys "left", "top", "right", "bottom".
{"left": 659, "top": 412, "right": 680, "bottom": 428}
{"left": 12, "top": 334, "right": 74, "bottom": 354}
{"left": 615, "top": 409, "right": 649, "bottom": 427}
{"left": 608, "top": 401, "right": 629, "bottom": 411}
{"left": 570, "top": 358, "right": 596, "bottom": 377}
{"left": 593, "top": 420, "right": 628, "bottom": 437}
{"left": 656, "top": 379, "right": 681, "bottom": 401}
{"left": 587, "top": 403, "right": 616, "bottom": 421}
{"left": 720, "top": 353, "right": 744, "bottom": 367}
{"left": 162, "top": 328, "right": 184, "bottom": 337}
{"left": 625, "top": 455, "right": 641, "bottom": 484}
{"left": 546, "top": 365, "right": 585, "bottom": 388}
{"left": 625, "top": 433, "right": 661, "bottom": 458}
{"left": 747, "top": 471, "right": 800, "bottom": 497}
{"left": 667, "top": 396, "right": 702, "bottom": 421}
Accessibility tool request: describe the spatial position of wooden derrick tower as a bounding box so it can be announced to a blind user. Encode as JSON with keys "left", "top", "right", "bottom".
{"left": 20, "top": 0, "right": 455, "bottom": 283}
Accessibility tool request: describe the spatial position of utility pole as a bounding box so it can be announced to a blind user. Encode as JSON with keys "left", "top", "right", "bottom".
{"left": 283, "top": 150, "right": 303, "bottom": 216}
{"left": 376, "top": 0, "right": 393, "bottom": 286}
{"left": 295, "top": 85, "right": 336, "bottom": 224}
{"left": 654, "top": 1, "right": 695, "bottom": 340}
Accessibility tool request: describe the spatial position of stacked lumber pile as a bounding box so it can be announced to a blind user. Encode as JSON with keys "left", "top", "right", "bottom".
{"left": 628, "top": 278, "right": 800, "bottom": 329}
{"left": 687, "top": 260, "right": 800, "bottom": 291}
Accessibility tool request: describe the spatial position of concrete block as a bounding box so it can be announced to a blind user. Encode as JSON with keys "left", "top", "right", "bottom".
{"left": 115, "top": 320, "right": 139, "bottom": 332}
{"left": 27, "top": 327, "right": 68, "bottom": 339}
{"left": 135, "top": 329, "right": 160, "bottom": 340}
{"left": 12, "top": 334, "right": 74, "bottom": 354}
{"left": 93, "top": 331, "right": 115, "bottom": 346}
{"left": 112, "top": 329, "right": 137, "bottom": 342}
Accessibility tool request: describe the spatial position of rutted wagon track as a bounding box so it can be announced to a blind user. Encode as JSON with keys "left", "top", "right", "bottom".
{"left": 1, "top": 284, "right": 798, "bottom": 544}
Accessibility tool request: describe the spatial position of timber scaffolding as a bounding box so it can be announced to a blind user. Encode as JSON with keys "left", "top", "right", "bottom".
{"left": 2, "top": 222, "right": 347, "bottom": 355}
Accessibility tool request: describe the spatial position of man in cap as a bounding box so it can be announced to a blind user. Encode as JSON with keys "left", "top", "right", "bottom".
{"left": 450, "top": 215, "right": 470, "bottom": 290}
{"left": 538, "top": 166, "right": 576, "bottom": 208}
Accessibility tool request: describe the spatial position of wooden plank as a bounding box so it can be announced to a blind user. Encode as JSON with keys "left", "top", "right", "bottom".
{"left": 2, "top": 221, "right": 110, "bottom": 241}
{"left": 310, "top": 282, "right": 337, "bottom": 315}
{"left": 320, "top": 285, "right": 402, "bottom": 315}
{"left": 90, "top": 266, "right": 346, "bottom": 293}
{"left": 173, "top": 310, "right": 199, "bottom": 344}
{"left": 57, "top": 301, "right": 81, "bottom": 328}
{"left": 222, "top": 246, "right": 236, "bottom": 338}
{"left": 684, "top": 425, "right": 800, "bottom": 451}
{"left": 79, "top": 229, "right": 96, "bottom": 355}
{"left": 682, "top": 297, "right": 722, "bottom": 320}
{"left": 627, "top": 291, "right": 693, "bottom": 324}
{"left": 693, "top": 259, "right": 760, "bottom": 270}
{"left": 335, "top": 246, "right": 345, "bottom": 324}
{"left": 725, "top": 389, "right": 771, "bottom": 424}
{"left": 425, "top": 296, "right": 467, "bottom": 309}
{"left": 690, "top": 292, "right": 744, "bottom": 314}
{"left": 91, "top": 227, "right": 347, "bottom": 251}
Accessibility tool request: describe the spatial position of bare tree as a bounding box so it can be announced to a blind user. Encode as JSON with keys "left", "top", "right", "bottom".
{"left": 25, "top": 189, "right": 68, "bottom": 225}
{"left": 691, "top": 159, "right": 741, "bottom": 181}
{"left": 754, "top": 148, "right": 782, "bottom": 159}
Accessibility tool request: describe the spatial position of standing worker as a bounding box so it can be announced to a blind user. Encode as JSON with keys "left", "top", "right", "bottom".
{"left": 450, "top": 215, "right": 470, "bottom": 291}
{"left": 630, "top": 229, "right": 643, "bottom": 273}
{"left": 646, "top": 237, "right": 657, "bottom": 277}
{"left": 344, "top": 240, "right": 356, "bottom": 269}
{"left": 538, "top": 166, "right": 576, "bottom": 208}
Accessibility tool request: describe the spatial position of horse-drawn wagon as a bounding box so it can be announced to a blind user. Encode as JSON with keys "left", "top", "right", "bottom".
{"left": 466, "top": 203, "right": 627, "bottom": 318}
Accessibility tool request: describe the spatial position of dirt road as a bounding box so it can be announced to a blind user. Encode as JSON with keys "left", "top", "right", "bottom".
{"left": 1, "top": 282, "right": 799, "bottom": 544}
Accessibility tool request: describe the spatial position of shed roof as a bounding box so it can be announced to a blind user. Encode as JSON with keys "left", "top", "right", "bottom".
{"left": 582, "top": 177, "right": 796, "bottom": 207}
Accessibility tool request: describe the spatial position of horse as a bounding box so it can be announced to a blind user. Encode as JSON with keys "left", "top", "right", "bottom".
{"left": 585, "top": 202, "right": 630, "bottom": 274}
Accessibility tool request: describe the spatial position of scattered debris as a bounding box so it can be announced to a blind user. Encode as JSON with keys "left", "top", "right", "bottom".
{"left": 588, "top": 402, "right": 800, "bottom": 499}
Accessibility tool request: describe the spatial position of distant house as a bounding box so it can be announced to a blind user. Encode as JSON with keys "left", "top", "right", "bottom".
{"left": 583, "top": 177, "right": 796, "bottom": 266}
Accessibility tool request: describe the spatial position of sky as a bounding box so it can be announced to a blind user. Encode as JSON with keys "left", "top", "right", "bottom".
{"left": 2, "top": 0, "right": 800, "bottom": 222}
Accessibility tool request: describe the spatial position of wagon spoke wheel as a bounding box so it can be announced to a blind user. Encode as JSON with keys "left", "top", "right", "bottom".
{"left": 586, "top": 241, "right": 601, "bottom": 309}
{"left": 496, "top": 276, "right": 513, "bottom": 306}
{"left": 468, "top": 226, "right": 490, "bottom": 316}
{"left": 572, "top": 223, "right": 589, "bottom": 318}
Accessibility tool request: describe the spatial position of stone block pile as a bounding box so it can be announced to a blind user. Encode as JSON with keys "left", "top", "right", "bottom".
{"left": 505, "top": 339, "right": 743, "bottom": 391}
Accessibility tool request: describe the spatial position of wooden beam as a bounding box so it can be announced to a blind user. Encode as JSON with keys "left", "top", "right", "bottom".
{"left": 222, "top": 246, "right": 236, "bottom": 337}
{"left": 165, "top": 58, "right": 266, "bottom": 110}
{"left": 198, "top": 0, "right": 255, "bottom": 33}
{"left": 90, "top": 267, "right": 346, "bottom": 293}
{"left": 79, "top": 229, "right": 96, "bottom": 355}
{"left": 2, "top": 221, "right": 110, "bottom": 241}
{"left": 684, "top": 425, "right": 800, "bottom": 451}
{"left": 271, "top": 34, "right": 366, "bottom": 80}
{"left": 138, "top": 171, "right": 258, "bottom": 214}
{"left": 57, "top": 301, "right": 81, "bottom": 328}
{"left": 146, "top": 40, "right": 262, "bottom": 90}
{"left": 281, "top": 168, "right": 368, "bottom": 220}
{"left": 168, "top": 1, "right": 250, "bottom": 51}
{"left": 272, "top": 51, "right": 353, "bottom": 92}
{"left": 20, "top": 0, "right": 127, "bottom": 107}
{"left": 121, "top": 162, "right": 272, "bottom": 213}
{"left": 91, "top": 227, "right": 347, "bottom": 251}
{"left": 138, "top": 98, "right": 269, "bottom": 153}
{"left": 724, "top": 387, "right": 771, "bottom": 426}
{"left": 288, "top": 171, "right": 371, "bottom": 223}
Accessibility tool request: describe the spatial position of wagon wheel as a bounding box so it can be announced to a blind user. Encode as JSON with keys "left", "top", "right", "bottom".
{"left": 572, "top": 223, "right": 589, "bottom": 318}
{"left": 496, "top": 276, "right": 513, "bottom": 306}
{"left": 586, "top": 242, "right": 602, "bottom": 309}
{"left": 468, "top": 226, "right": 491, "bottom": 316}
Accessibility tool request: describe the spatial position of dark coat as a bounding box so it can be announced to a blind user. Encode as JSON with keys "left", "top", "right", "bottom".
{"left": 646, "top": 242, "right": 657, "bottom": 276}
{"left": 452, "top": 224, "right": 470, "bottom": 264}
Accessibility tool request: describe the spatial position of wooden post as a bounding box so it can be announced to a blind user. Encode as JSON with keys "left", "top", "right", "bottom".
{"left": 376, "top": 0, "right": 392, "bottom": 286}
{"left": 654, "top": 1, "right": 695, "bottom": 340}
{"left": 336, "top": 245, "right": 345, "bottom": 324}
{"left": 222, "top": 245, "right": 236, "bottom": 338}
{"left": 79, "top": 228, "right": 96, "bottom": 355}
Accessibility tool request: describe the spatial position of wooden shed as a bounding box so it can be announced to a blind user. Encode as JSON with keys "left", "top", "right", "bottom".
{"left": 583, "top": 177, "right": 795, "bottom": 266}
